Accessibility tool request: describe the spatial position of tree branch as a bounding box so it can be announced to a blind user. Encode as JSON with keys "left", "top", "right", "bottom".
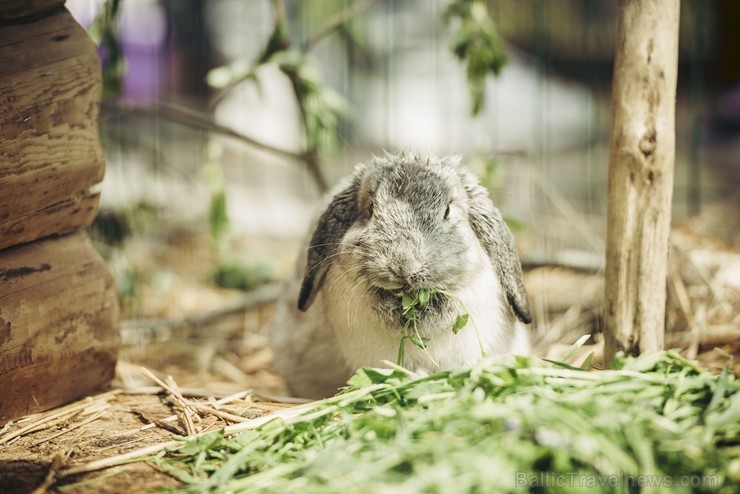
{"left": 301, "top": 0, "right": 378, "bottom": 53}
{"left": 103, "top": 101, "right": 307, "bottom": 163}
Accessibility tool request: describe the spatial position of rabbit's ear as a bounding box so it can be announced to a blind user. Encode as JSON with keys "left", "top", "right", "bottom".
{"left": 462, "top": 173, "right": 532, "bottom": 324}
{"left": 298, "top": 177, "right": 361, "bottom": 311}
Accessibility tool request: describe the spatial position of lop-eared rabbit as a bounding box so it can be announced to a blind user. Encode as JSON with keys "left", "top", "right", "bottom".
{"left": 271, "top": 153, "right": 531, "bottom": 398}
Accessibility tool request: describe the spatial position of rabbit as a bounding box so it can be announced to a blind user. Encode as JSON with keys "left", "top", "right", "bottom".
{"left": 270, "top": 152, "right": 532, "bottom": 398}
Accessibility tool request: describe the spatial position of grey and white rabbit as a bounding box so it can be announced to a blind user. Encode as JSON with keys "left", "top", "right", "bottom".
{"left": 270, "top": 152, "right": 531, "bottom": 398}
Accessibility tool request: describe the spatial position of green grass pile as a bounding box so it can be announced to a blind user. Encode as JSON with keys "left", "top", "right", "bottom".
{"left": 155, "top": 351, "right": 739, "bottom": 493}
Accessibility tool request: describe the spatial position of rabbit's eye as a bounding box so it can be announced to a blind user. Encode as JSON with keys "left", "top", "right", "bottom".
{"left": 368, "top": 200, "right": 374, "bottom": 218}
{"left": 444, "top": 204, "right": 451, "bottom": 220}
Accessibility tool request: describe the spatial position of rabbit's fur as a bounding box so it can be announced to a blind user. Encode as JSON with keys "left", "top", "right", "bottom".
{"left": 271, "top": 153, "right": 531, "bottom": 398}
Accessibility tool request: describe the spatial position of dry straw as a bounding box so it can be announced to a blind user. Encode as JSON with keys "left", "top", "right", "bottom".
{"left": 57, "top": 348, "right": 739, "bottom": 493}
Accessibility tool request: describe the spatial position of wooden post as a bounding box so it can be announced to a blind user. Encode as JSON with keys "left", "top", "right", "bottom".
{"left": 604, "top": 0, "right": 680, "bottom": 365}
{"left": 0, "top": 1, "right": 119, "bottom": 424}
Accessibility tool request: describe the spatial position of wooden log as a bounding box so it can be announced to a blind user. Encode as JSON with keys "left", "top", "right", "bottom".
{"left": 603, "top": 0, "right": 680, "bottom": 364}
{"left": 0, "top": 2, "right": 119, "bottom": 425}
{"left": 0, "top": 6, "right": 104, "bottom": 250}
{"left": 0, "top": 231, "right": 119, "bottom": 425}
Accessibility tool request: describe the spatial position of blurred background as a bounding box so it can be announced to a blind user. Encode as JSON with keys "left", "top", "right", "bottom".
{"left": 65, "top": 0, "right": 740, "bottom": 391}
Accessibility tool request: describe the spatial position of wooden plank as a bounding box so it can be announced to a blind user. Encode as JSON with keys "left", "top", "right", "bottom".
{"left": 0, "top": 231, "right": 119, "bottom": 424}
{"left": 0, "top": 0, "right": 64, "bottom": 21}
{"left": 0, "top": 7, "right": 104, "bottom": 248}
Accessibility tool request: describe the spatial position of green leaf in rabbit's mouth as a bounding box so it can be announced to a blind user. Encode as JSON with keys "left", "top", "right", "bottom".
{"left": 373, "top": 286, "right": 444, "bottom": 314}
{"left": 394, "top": 288, "right": 484, "bottom": 368}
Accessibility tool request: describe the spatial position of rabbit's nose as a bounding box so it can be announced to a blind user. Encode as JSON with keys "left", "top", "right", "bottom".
{"left": 391, "top": 257, "right": 425, "bottom": 288}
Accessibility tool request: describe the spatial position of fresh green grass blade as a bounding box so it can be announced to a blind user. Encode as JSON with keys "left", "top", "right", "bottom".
{"left": 556, "top": 334, "right": 591, "bottom": 363}
{"left": 155, "top": 352, "right": 739, "bottom": 494}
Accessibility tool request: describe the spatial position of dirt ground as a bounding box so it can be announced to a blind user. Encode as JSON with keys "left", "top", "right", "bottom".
{"left": 1, "top": 195, "right": 738, "bottom": 494}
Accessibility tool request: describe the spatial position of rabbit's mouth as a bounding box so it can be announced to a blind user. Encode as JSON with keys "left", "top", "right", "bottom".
{"left": 371, "top": 287, "right": 403, "bottom": 307}
{"left": 371, "top": 286, "right": 453, "bottom": 332}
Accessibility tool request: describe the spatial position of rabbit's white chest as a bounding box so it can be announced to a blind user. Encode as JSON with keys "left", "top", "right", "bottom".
{"left": 409, "top": 261, "right": 520, "bottom": 371}
{"left": 321, "top": 258, "right": 523, "bottom": 372}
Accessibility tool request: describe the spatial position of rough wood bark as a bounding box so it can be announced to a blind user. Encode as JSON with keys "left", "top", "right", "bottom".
{"left": 0, "top": 231, "right": 120, "bottom": 424}
{"left": 0, "top": 6, "right": 105, "bottom": 250}
{"left": 0, "top": 2, "right": 119, "bottom": 425}
{"left": 604, "top": 0, "right": 680, "bottom": 364}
